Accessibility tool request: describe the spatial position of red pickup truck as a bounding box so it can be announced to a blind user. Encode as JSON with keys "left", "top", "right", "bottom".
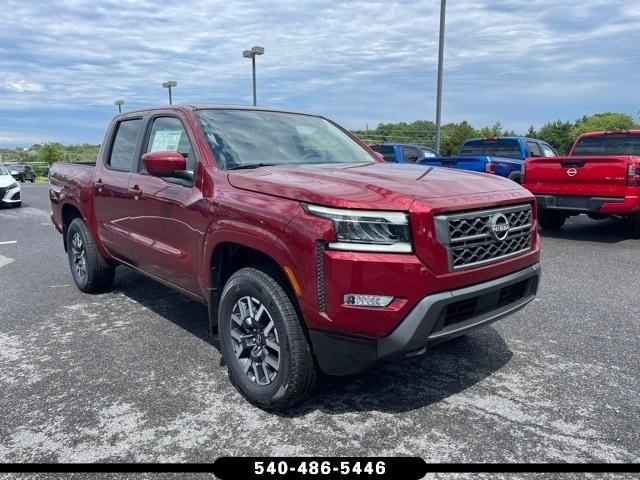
{"left": 524, "top": 130, "right": 640, "bottom": 236}
{"left": 49, "top": 105, "right": 540, "bottom": 409}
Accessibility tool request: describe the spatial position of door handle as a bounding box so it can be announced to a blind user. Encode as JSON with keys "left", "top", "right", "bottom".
{"left": 129, "top": 185, "right": 142, "bottom": 200}
{"left": 95, "top": 179, "right": 104, "bottom": 192}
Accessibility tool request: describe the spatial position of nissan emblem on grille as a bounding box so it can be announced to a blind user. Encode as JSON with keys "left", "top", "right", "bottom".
{"left": 434, "top": 204, "right": 533, "bottom": 271}
{"left": 490, "top": 213, "right": 510, "bottom": 241}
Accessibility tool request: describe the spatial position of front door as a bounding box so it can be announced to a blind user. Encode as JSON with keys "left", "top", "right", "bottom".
{"left": 125, "top": 115, "right": 206, "bottom": 296}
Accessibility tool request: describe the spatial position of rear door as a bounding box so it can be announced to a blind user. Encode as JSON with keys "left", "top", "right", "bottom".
{"left": 93, "top": 117, "right": 142, "bottom": 263}
{"left": 526, "top": 133, "right": 638, "bottom": 196}
{"left": 125, "top": 114, "right": 206, "bottom": 296}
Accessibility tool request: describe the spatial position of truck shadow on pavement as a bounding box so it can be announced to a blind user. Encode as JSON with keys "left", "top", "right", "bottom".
{"left": 115, "top": 270, "right": 513, "bottom": 416}
{"left": 539, "top": 217, "right": 638, "bottom": 244}
{"left": 285, "top": 328, "right": 512, "bottom": 416}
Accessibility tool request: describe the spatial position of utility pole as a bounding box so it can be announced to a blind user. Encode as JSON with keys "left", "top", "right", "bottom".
{"left": 162, "top": 81, "right": 177, "bottom": 105}
{"left": 243, "top": 46, "right": 265, "bottom": 106}
{"left": 434, "top": 0, "right": 446, "bottom": 154}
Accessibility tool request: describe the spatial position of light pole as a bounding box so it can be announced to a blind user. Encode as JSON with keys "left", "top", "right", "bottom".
{"left": 434, "top": 0, "right": 446, "bottom": 154}
{"left": 162, "top": 81, "right": 177, "bottom": 105}
{"left": 243, "top": 46, "right": 265, "bottom": 106}
{"left": 114, "top": 99, "right": 124, "bottom": 113}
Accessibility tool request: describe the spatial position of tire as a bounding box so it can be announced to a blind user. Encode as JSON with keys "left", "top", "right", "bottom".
{"left": 30, "top": 177, "right": 35, "bottom": 183}
{"left": 66, "top": 218, "right": 116, "bottom": 293}
{"left": 19, "top": 175, "right": 25, "bottom": 183}
{"left": 538, "top": 209, "right": 566, "bottom": 231}
{"left": 218, "top": 266, "right": 315, "bottom": 410}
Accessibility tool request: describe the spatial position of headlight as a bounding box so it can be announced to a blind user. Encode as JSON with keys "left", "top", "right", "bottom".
{"left": 305, "top": 204, "right": 412, "bottom": 253}
{"left": 8, "top": 181, "right": 19, "bottom": 189}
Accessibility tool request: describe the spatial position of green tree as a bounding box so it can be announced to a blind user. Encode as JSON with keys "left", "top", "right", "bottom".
{"left": 536, "top": 120, "right": 575, "bottom": 154}
{"left": 440, "top": 121, "right": 477, "bottom": 155}
{"left": 39, "top": 142, "right": 64, "bottom": 166}
{"left": 571, "top": 112, "right": 638, "bottom": 138}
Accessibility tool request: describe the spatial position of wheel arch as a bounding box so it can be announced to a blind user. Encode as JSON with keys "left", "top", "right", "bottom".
{"left": 61, "top": 202, "right": 85, "bottom": 252}
{"left": 204, "top": 235, "right": 303, "bottom": 337}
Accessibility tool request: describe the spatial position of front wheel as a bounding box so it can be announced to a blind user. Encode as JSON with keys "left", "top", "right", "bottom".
{"left": 66, "top": 218, "right": 115, "bottom": 293}
{"left": 218, "top": 267, "right": 315, "bottom": 410}
{"left": 538, "top": 209, "right": 566, "bottom": 231}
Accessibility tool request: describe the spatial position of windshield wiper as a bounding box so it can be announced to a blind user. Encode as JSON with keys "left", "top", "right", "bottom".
{"left": 227, "top": 163, "right": 276, "bottom": 170}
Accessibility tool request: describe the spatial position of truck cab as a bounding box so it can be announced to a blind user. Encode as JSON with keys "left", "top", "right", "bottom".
{"left": 420, "top": 137, "right": 558, "bottom": 184}
{"left": 369, "top": 142, "right": 438, "bottom": 163}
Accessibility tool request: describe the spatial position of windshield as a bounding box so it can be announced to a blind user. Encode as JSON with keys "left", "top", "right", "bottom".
{"left": 459, "top": 139, "right": 522, "bottom": 159}
{"left": 0, "top": 164, "right": 8, "bottom": 175}
{"left": 572, "top": 133, "right": 640, "bottom": 156}
{"left": 197, "top": 109, "right": 375, "bottom": 169}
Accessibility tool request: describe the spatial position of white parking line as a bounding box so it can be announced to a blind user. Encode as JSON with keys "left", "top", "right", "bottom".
{"left": 0, "top": 241, "right": 17, "bottom": 245}
{"left": 0, "top": 254, "right": 14, "bottom": 268}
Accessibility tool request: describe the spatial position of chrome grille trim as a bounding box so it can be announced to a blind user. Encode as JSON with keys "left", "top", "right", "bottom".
{"left": 435, "top": 204, "right": 532, "bottom": 271}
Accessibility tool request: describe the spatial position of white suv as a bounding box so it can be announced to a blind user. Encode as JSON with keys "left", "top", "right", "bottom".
{"left": 0, "top": 163, "right": 21, "bottom": 207}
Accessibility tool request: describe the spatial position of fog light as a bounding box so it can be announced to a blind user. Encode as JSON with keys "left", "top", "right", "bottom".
{"left": 343, "top": 294, "right": 394, "bottom": 307}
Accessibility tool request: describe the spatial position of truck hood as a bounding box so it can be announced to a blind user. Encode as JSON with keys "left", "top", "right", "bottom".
{"left": 227, "top": 162, "right": 522, "bottom": 210}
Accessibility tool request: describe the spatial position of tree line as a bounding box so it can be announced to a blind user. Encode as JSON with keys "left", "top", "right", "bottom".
{"left": 352, "top": 112, "right": 639, "bottom": 155}
{"left": 0, "top": 112, "right": 637, "bottom": 168}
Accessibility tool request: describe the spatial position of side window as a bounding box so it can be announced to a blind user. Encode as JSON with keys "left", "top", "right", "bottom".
{"left": 421, "top": 148, "right": 437, "bottom": 158}
{"left": 109, "top": 119, "right": 142, "bottom": 171}
{"left": 402, "top": 147, "right": 421, "bottom": 163}
{"left": 540, "top": 143, "right": 557, "bottom": 157}
{"left": 145, "top": 117, "right": 194, "bottom": 173}
{"left": 526, "top": 141, "right": 541, "bottom": 157}
{"left": 370, "top": 145, "right": 396, "bottom": 162}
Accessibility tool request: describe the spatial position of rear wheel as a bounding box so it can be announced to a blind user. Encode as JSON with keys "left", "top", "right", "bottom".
{"left": 66, "top": 218, "right": 115, "bottom": 293}
{"left": 218, "top": 266, "right": 315, "bottom": 410}
{"left": 538, "top": 209, "right": 566, "bottom": 231}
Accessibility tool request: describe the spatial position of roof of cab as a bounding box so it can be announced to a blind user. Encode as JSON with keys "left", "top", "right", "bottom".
{"left": 113, "top": 104, "right": 318, "bottom": 118}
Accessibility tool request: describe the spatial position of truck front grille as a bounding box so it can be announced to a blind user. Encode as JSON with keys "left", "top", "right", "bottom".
{"left": 435, "top": 204, "right": 532, "bottom": 271}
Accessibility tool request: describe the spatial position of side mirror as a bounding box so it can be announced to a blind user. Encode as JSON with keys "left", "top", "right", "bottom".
{"left": 142, "top": 151, "right": 186, "bottom": 177}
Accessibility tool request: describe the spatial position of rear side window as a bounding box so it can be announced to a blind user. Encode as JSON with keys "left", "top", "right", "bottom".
{"left": 370, "top": 145, "right": 396, "bottom": 162}
{"left": 109, "top": 119, "right": 142, "bottom": 171}
{"left": 402, "top": 147, "right": 421, "bottom": 163}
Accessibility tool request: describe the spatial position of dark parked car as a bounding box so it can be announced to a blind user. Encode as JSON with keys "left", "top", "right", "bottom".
{"left": 9, "top": 164, "right": 37, "bottom": 183}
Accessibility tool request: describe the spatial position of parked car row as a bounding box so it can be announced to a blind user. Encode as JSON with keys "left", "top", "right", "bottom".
{"left": 5, "top": 164, "right": 37, "bottom": 183}
{"left": 374, "top": 130, "right": 640, "bottom": 236}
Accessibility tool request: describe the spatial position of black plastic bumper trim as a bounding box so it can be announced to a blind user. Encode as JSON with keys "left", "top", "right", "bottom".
{"left": 535, "top": 195, "right": 623, "bottom": 212}
{"left": 310, "top": 263, "right": 541, "bottom": 376}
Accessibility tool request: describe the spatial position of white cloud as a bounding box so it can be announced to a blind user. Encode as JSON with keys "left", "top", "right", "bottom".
{"left": 3, "top": 80, "right": 44, "bottom": 94}
{"left": 0, "top": 0, "right": 638, "bottom": 142}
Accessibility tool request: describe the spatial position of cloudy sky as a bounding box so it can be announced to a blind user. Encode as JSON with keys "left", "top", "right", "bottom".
{"left": 0, "top": 0, "right": 638, "bottom": 146}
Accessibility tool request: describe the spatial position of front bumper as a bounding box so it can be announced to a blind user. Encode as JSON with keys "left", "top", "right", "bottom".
{"left": 0, "top": 185, "right": 21, "bottom": 204}
{"left": 309, "top": 263, "right": 540, "bottom": 375}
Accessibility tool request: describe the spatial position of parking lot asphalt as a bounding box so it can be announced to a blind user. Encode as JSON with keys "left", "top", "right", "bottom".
{"left": 0, "top": 183, "right": 638, "bottom": 478}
